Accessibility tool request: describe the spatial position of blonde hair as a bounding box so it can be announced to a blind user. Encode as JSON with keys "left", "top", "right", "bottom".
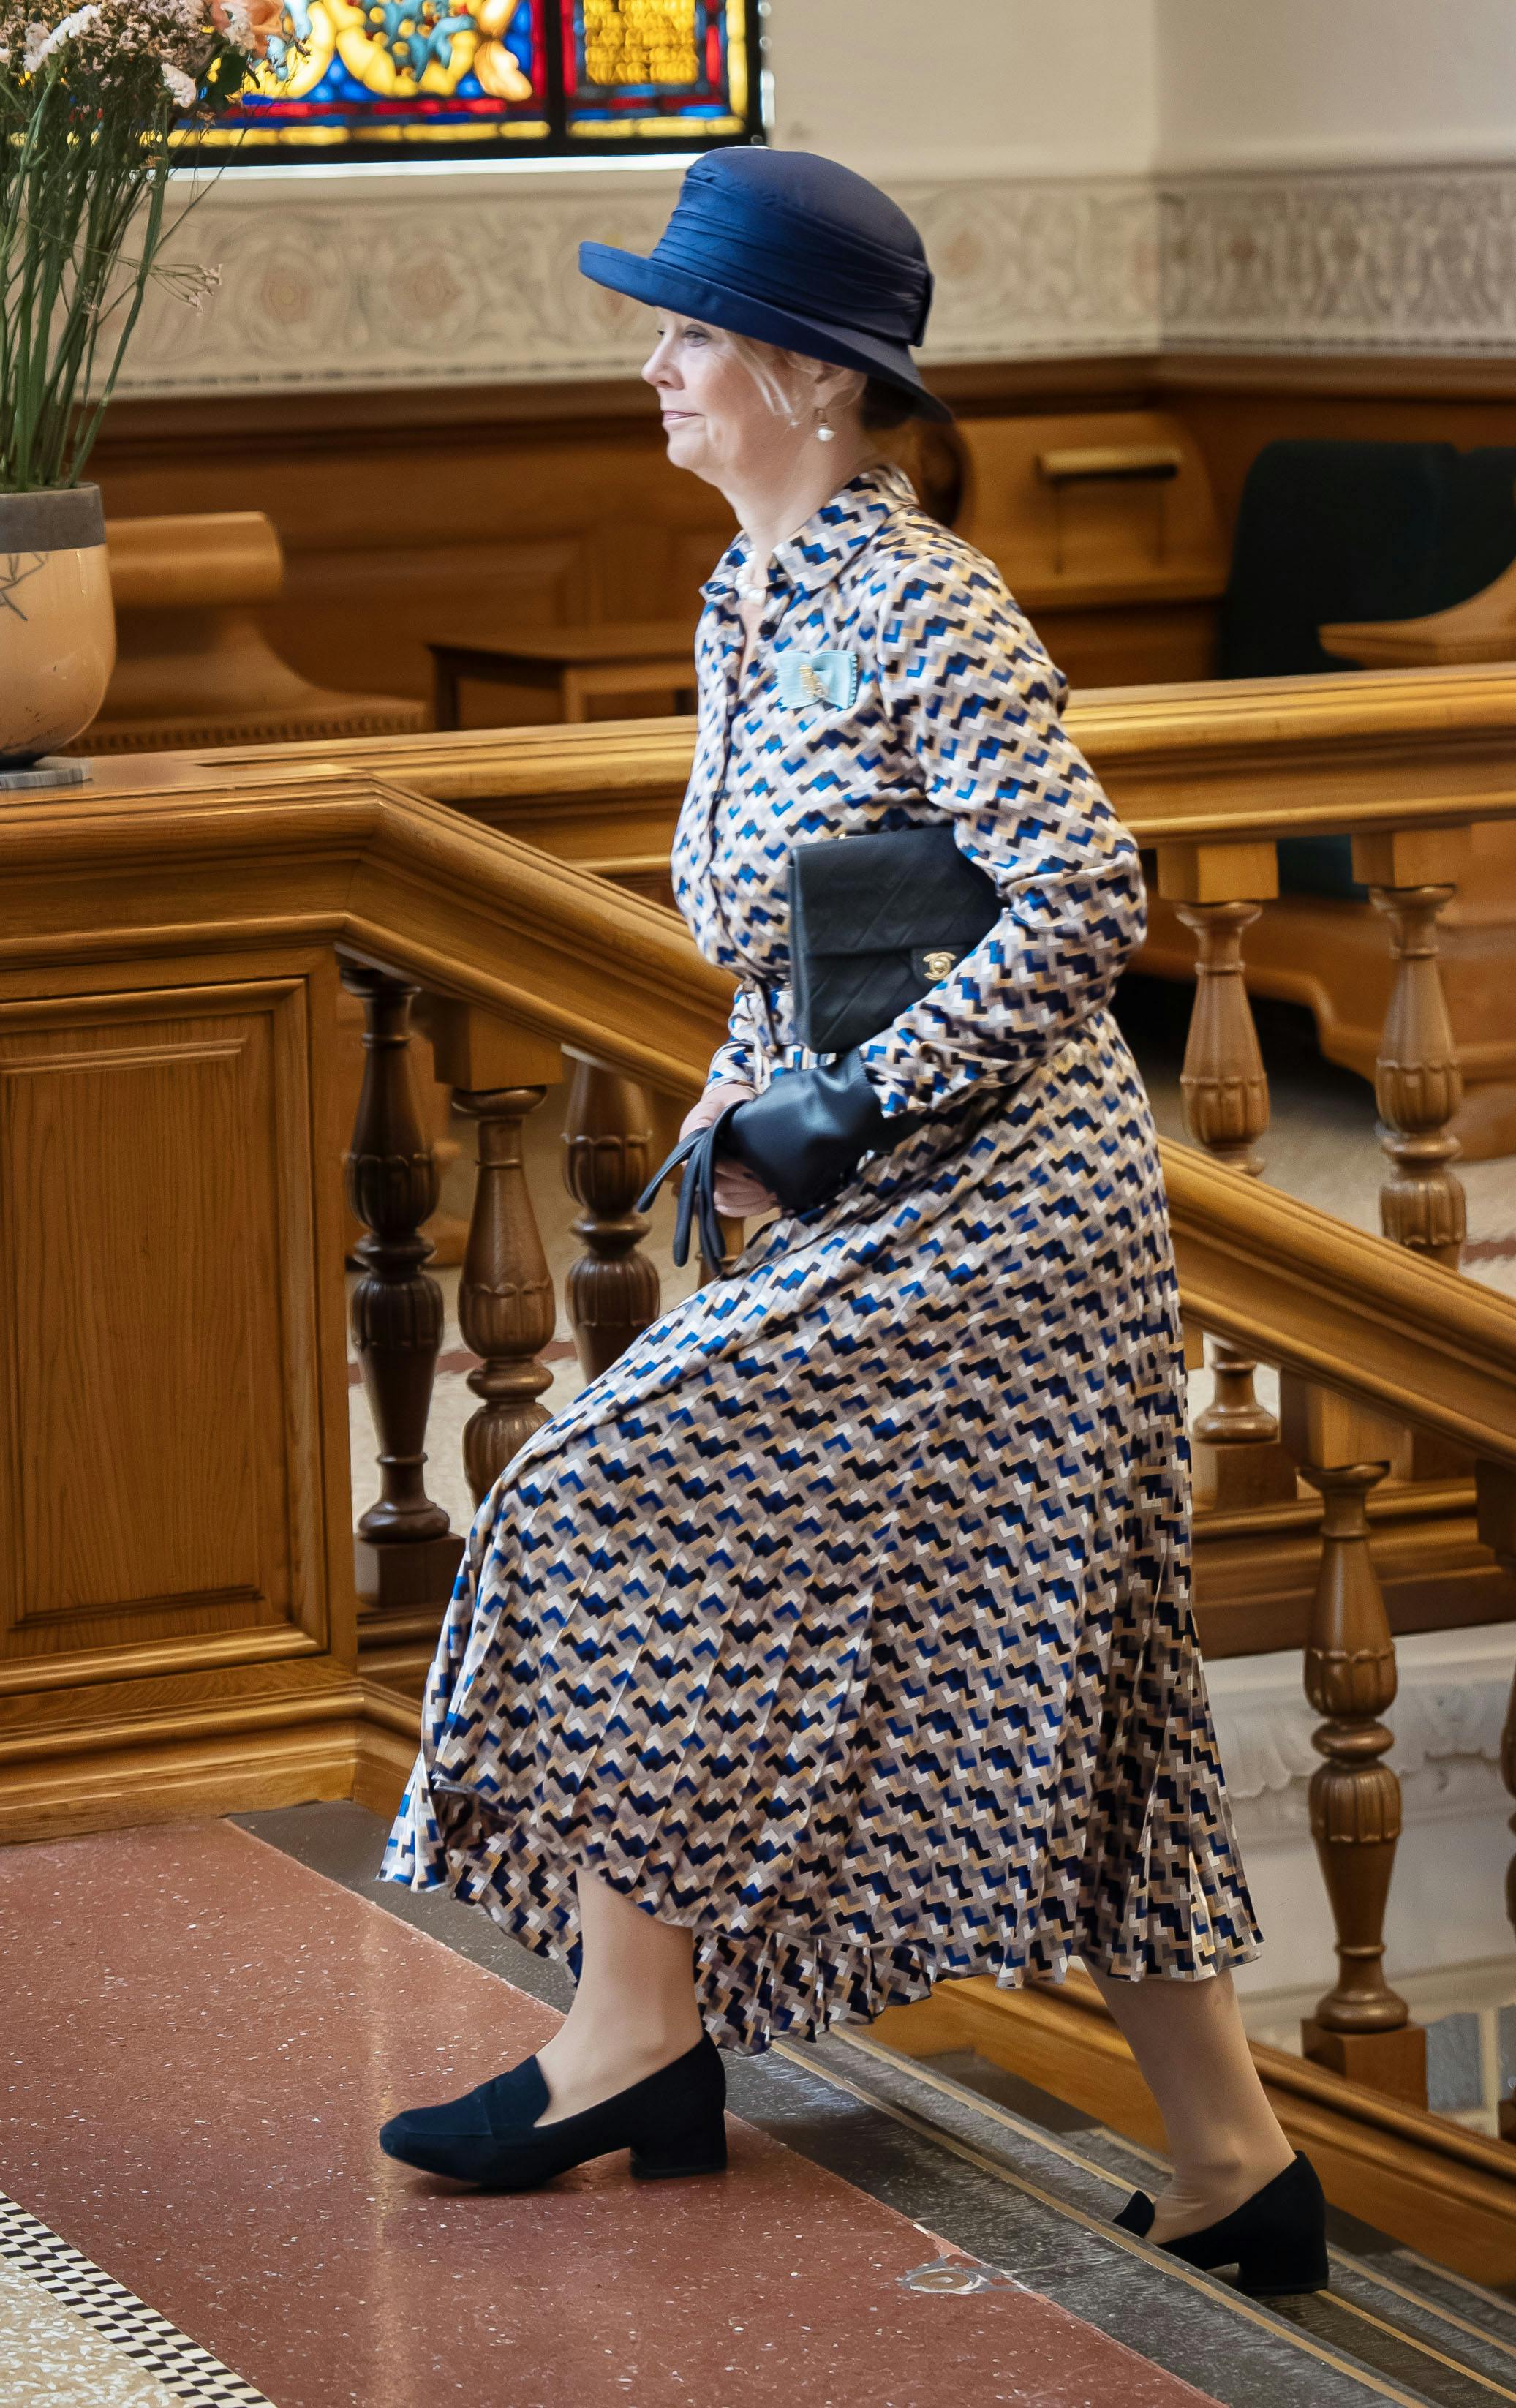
{"left": 652, "top": 309, "right": 911, "bottom": 432}
{"left": 670, "top": 315, "right": 866, "bottom": 426}
{"left": 723, "top": 328, "right": 833, "bottom": 421}
{"left": 721, "top": 327, "right": 916, "bottom": 435}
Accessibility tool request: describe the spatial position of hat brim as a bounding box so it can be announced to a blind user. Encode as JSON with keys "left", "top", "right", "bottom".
{"left": 579, "top": 241, "right": 954, "bottom": 424}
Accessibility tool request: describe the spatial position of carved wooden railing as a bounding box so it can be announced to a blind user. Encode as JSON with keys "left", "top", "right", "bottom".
{"left": 241, "top": 669, "right": 1516, "bottom": 2129}
{"left": 10, "top": 670, "right": 1516, "bottom": 2144}
{"left": 329, "top": 799, "right": 1516, "bottom": 2118}
{"left": 203, "top": 669, "right": 1516, "bottom": 1632}
{"left": 1167, "top": 1154, "right": 1516, "bottom": 2106}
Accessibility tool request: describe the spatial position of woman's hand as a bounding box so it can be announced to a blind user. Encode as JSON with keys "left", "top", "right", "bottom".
{"left": 721, "top": 1050, "right": 909, "bottom": 1216}
{"left": 679, "top": 1081, "right": 779, "bottom": 1221}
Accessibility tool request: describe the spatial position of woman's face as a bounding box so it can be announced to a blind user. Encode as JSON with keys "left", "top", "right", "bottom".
{"left": 642, "top": 314, "right": 802, "bottom": 488}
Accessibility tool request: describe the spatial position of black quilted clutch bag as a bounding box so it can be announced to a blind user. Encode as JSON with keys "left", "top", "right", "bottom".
{"left": 788, "top": 823, "right": 1003, "bottom": 1055}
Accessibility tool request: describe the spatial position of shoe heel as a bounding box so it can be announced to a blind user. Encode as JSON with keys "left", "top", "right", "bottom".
{"left": 629, "top": 2112, "right": 728, "bottom": 2181}
{"left": 1237, "top": 2238, "right": 1330, "bottom": 2298}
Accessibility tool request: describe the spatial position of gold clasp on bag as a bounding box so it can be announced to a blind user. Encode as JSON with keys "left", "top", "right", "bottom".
{"left": 923, "top": 949, "right": 957, "bottom": 980}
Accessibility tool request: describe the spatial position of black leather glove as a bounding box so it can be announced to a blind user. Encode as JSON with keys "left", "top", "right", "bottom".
{"left": 636, "top": 1053, "right": 921, "bottom": 1273}
{"left": 636, "top": 1096, "right": 747, "bottom": 1273}
{"left": 725, "top": 1050, "right": 920, "bottom": 1214}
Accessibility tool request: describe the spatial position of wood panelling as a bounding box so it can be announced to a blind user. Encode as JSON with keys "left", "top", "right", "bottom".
{"left": 1194, "top": 1483, "right": 1514, "bottom": 1660}
{"left": 91, "top": 391, "right": 738, "bottom": 710}
{"left": 0, "top": 961, "right": 349, "bottom": 1683}
{"left": 1026, "top": 599, "right": 1218, "bottom": 691}
{"left": 88, "top": 353, "right": 1516, "bottom": 723}
{"left": 0, "top": 1655, "right": 366, "bottom": 1841}
{"left": 83, "top": 511, "right": 423, "bottom": 755}
{"left": 962, "top": 412, "right": 1219, "bottom": 598}
{"left": 86, "top": 363, "right": 1154, "bottom": 711}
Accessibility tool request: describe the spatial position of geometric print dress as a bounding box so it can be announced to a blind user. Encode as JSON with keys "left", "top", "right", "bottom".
{"left": 381, "top": 461, "right": 1263, "bottom": 2052}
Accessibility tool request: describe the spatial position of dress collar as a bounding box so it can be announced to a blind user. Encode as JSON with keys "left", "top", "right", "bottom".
{"left": 702, "top": 460, "right": 916, "bottom": 609}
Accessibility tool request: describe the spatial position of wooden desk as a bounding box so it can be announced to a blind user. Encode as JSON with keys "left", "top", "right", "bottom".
{"left": 429, "top": 620, "right": 699, "bottom": 730}
{"left": 1321, "top": 560, "right": 1516, "bottom": 669}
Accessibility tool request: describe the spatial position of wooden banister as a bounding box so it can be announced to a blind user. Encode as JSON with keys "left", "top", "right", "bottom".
{"left": 1155, "top": 835, "right": 1298, "bottom": 1511}
{"left": 179, "top": 659, "right": 1516, "bottom": 852}
{"left": 426, "top": 1002, "right": 565, "bottom": 1510}
{"left": 1166, "top": 1150, "right": 1516, "bottom": 1467}
{"left": 1354, "top": 827, "right": 1471, "bottom": 1268}
{"left": 0, "top": 766, "right": 732, "bottom": 1092}
{"left": 15, "top": 762, "right": 1515, "bottom": 1473}
{"left": 340, "top": 960, "right": 464, "bottom": 1633}
{"left": 1281, "top": 1380, "right": 1426, "bottom": 2104}
{"left": 562, "top": 1053, "right": 663, "bottom": 1381}
{"left": 10, "top": 688, "right": 1516, "bottom": 2227}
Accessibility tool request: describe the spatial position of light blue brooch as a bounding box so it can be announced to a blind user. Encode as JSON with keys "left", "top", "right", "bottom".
{"left": 777, "top": 650, "right": 860, "bottom": 710}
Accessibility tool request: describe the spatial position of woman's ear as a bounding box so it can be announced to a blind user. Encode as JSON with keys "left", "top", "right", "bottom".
{"left": 813, "top": 364, "right": 867, "bottom": 423}
{"left": 783, "top": 353, "right": 864, "bottom": 424}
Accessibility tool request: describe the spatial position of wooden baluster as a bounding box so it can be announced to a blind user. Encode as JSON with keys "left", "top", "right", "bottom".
{"left": 1475, "top": 1463, "right": 1516, "bottom": 2142}
{"left": 1157, "top": 841, "right": 1297, "bottom": 1510}
{"left": 427, "top": 1001, "right": 564, "bottom": 1509}
{"left": 1354, "top": 827, "right": 1474, "bottom": 1481}
{"left": 453, "top": 1087, "right": 556, "bottom": 1506}
{"left": 1171, "top": 896, "right": 1270, "bottom": 1177}
{"left": 562, "top": 1050, "right": 661, "bottom": 1381}
{"left": 1350, "top": 829, "right": 1473, "bottom": 1271}
{"left": 340, "top": 960, "right": 464, "bottom": 1627}
{"left": 1282, "top": 1377, "right": 1427, "bottom": 2107}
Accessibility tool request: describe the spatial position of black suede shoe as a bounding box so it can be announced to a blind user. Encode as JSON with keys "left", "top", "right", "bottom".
{"left": 379, "top": 2033, "right": 727, "bottom": 2190}
{"left": 1113, "top": 2151, "right": 1329, "bottom": 2297}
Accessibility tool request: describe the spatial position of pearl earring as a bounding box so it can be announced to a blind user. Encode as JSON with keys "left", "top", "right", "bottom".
{"left": 815, "top": 409, "right": 835, "bottom": 444}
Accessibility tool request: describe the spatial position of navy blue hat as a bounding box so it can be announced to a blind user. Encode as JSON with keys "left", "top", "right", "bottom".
{"left": 579, "top": 148, "right": 950, "bottom": 424}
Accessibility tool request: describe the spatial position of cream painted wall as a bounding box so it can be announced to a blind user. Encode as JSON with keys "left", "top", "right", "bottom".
{"left": 1155, "top": 0, "right": 1516, "bottom": 172}
{"left": 764, "top": 0, "right": 1159, "bottom": 183}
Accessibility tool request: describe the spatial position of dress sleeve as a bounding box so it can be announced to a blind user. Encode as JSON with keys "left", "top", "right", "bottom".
{"left": 704, "top": 980, "right": 766, "bottom": 1094}
{"left": 857, "top": 550, "right": 1145, "bottom": 1120}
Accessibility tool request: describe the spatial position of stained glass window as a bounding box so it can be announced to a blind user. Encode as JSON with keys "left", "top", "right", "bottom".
{"left": 184, "top": 0, "right": 761, "bottom": 163}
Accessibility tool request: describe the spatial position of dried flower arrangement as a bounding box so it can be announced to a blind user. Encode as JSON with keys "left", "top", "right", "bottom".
{"left": 0, "top": 0, "right": 285, "bottom": 492}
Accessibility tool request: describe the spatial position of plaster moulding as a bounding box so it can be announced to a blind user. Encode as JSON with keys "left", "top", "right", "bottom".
{"left": 113, "top": 159, "right": 1516, "bottom": 399}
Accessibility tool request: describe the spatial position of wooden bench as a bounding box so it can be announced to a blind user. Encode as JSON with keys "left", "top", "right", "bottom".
{"left": 951, "top": 409, "right": 1227, "bottom": 688}
{"left": 80, "top": 512, "right": 424, "bottom": 753}
{"left": 428, "top": 620, "right": 699, "bottom": 730}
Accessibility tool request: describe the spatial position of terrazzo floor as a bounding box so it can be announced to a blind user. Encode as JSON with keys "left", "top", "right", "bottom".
{"left": 0, "top": 1820, "right": 1221, "bottom": 2408}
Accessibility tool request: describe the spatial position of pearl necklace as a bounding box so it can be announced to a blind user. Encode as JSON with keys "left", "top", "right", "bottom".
{"left": 735, "top": 546, "right": 769, "bottom": 605}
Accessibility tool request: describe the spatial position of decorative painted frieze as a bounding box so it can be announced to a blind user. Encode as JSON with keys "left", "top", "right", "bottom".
{"left": 118, "top": 167, "right": 1160, "bottom": 395}
{"left": 116, "top": 160, "right": 1516, "bottom": 398}
{"left": 1163, "top": 165, "right": 1516, "bottom": 353}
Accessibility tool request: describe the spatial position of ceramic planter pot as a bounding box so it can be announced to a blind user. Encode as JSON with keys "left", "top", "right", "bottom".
{"left": 0, "top": 486, "right": 116, "bottom": 770}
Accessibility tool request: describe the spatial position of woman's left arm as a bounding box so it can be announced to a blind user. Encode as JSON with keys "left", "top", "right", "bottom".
{"left": 861, "top": 551, "right": 1145, "bottom": 1117}
{"left": 858, "top": 553, "right": 1146, "bottom": 1121}
{"left": 720, "top": 551, "right": 1146, "bottom": 1216}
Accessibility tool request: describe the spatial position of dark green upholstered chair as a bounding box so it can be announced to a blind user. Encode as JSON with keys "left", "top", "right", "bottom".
{"left": 1219, "top": 441, "right": 1516, "bottom": 895}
